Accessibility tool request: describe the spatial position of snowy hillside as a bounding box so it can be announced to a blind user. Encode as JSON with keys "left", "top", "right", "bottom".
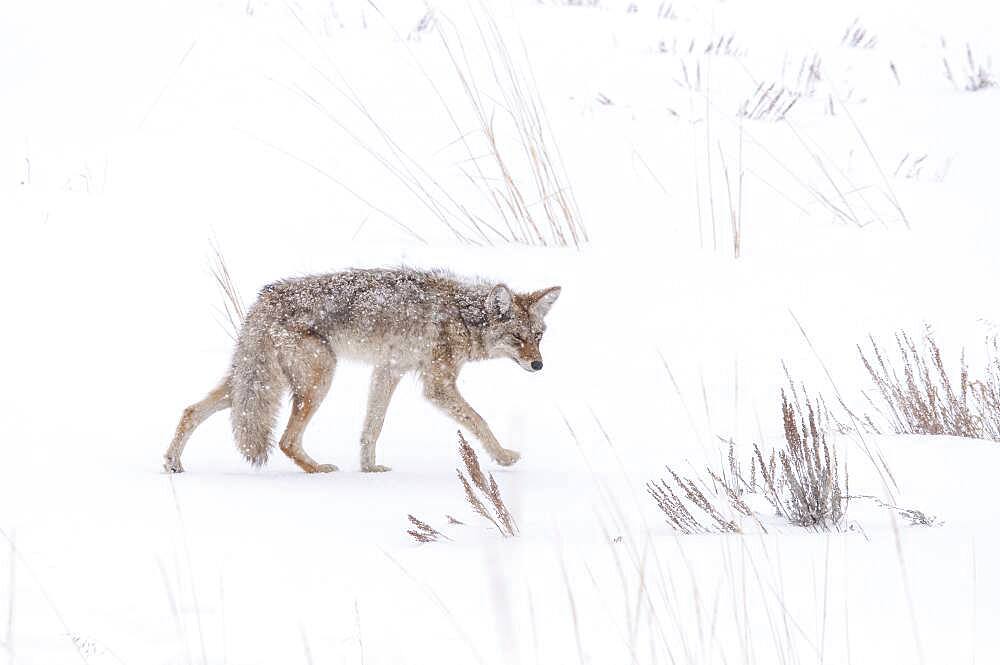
{"left": 2, "top": 0, "right": 999, "bottom": 663}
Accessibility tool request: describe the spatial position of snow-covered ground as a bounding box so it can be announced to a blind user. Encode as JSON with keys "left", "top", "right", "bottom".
{"left": 2, "top": 0, "right": 999, "bottom": 663}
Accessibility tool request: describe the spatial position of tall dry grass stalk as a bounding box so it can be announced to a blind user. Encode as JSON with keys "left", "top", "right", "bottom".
{"left": 717, "top": 135, "right": 743, "bottom": 258}
{"left": 209, "top": 241, "right": 246, "bottom": 341}
{"left": 282, "top": 3, "right": 584, "bottom": 247}
{"left": 436, "top": 9, "right": 587, "bottom": 248}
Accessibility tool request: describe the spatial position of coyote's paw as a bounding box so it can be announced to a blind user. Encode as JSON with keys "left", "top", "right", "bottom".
{"left": 495, "top": 449, "right": 521, "bottom": 467}
{"left": 310, "top": 463, "right": 339, "bottom": 473}
{"left": 361, "top": 464, "right": 392, "bottom": 473}
{"left": 163, "top": 458, "right": 185, "bottom": 474}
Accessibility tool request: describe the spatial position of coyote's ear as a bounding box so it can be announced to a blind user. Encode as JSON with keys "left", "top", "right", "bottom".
{"left": 486, "top": 284, "right": 513, "bottom": 319}
{"left": 528, "top": 286, "right": 561, "bottom": 318}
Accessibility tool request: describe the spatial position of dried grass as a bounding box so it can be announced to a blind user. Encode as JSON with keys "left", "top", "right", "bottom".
{"left": 657, "top": 3, "right": 677, "bottom": 20}
{"left": 738, "top": 56, "right": 821, "bottom": 123}
{"left": 891, "top": 152, "right": 950, "bottom": 183}
{"left": 859, "top": 330, "right": 980, "bottom": 438}
{"left": 737, "top": 83, "right": 798, "bottom": 121}
{"left": 209, "top": 241, "right": 246, "bottom": 341}
{"left": 841, "top": 19, "right": 878, "bottom": 49}
{"left": 437, "top": 10, "right": 588, "bottom": 248}
{"left": 763, "top": 391, "right": 845, "bottom": 528}
{"left": 673, "top": 58, "right": 702, "bottom": 91}
{"left": 406, "top": 515, "right": 451, "bottom": 543}
{"left": 943, "top": 43, "right": 996, "bottom": 92}
{"left": 971, "top": 336, "right": 1000, "bottom": 440}
{"left": 717, "top": 135, "right": 744, "bottom": 258}
{"left": 285, "top": 3, "right": 585, "bottom": 247}
{"left": 649, "top": 384, "right": 847, "bottom": 532}
{"left": 786, "top": 53, "right": 823, "bottom": 97}
{"left": 863, "top": 329, "right": 1000, "bottom": 442}
{"left": 736, "top": 53, "right": 823, "bottom": 122}
{"left": 658, "top": 34, "right": 746, "bottom": 57}
{"left": 458, "top": 432, "right": 518, "bottom": 537}
{"left": 406, "top": 432, "right": 518, "bottom": 543}
{"left": 647, "top": 465, "right": 743, "bottom": 534}
{"left": 850, "top": 495, "right": 940, "bottom": 527}
{"left": 407, "top": 10, "right": 436, "bottom": 41}
{"left": 893, "top": 153, "right": 928, "bottom": 180}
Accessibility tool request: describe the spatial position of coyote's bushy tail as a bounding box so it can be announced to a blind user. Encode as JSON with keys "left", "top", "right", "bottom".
{"left": 229, "top": 310, "right": 284, "bottom": 466}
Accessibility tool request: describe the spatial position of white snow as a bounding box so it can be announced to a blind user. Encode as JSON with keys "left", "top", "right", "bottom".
{"left": 2, "top": 0, "right": 999, "bottom": 663}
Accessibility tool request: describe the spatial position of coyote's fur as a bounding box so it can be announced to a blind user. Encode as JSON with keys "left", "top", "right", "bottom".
{"left": 164, "top": 267, "right": 561, "bottom": 473}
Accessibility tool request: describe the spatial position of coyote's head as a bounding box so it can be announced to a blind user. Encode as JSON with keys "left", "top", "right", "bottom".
{"left": 482, "top": 284, "right": 561, "bottom": 372}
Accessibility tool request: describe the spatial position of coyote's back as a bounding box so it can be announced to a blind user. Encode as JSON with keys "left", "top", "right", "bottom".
{"left": 246, "top": 268, "right": 496, "bottom": 363}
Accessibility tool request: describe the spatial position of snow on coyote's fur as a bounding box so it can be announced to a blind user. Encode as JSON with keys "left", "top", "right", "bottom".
{"left": 164, "top": 267, "right": 561, "bottom": 473}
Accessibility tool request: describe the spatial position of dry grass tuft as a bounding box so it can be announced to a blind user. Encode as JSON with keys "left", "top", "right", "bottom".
{"left": 405, "top": 433, "right": 518, "bottom": 543}
{"left": 761, "top": 390, "right": 845, "bottom": 528}
{"left": 738, "top": 55, "right": 821, "bottom": 122}
{"left": 859, "top": 330, "right": 980, "bottom": 438}
{"left": 841, "top": 18, "right": 878, "bottom": 49}
{"left": 659, "top": 34, "right": 746, "bottom": 57}
{"left": 647, "top": 465, "right": 745, "bottom": 534}
{"left": 862, "top": 330, "right": 1000, "bottom": 442}
{"left": 650, "top": 383, "right": 850, "bottom": 532}
{"left": 890, "top": 152, "right": 950, "bottom": 183}
{"left": 786, "top": 53, "right": 823, "bottom": 97}
{"left": 406, "top": 515, "right": 450, "bottom": 543}
{"left": 897, "top": 507, "right": 939, "bottom": 527}
{"left": 893, "top": 153, "right": 929, "bottom": 180}
{"left": 407, "top": 10, "right": 436, "bottom": 41}
{"left": 657, "top": 3, "right": 677, "bottom": 20}
{"left": 738, "top": 83, "right": 799, "bottom": 121}
{"left": 850, "top": 495, "right": 941, "bottom": 527}
{"left": 404, "top": 434, "right": 518, "bottom": 544}
{"left": 672, "top": 58, "right": 702, "bottom": 91}
{"left": 943, "top": 44, "right": 996, "bottom": 92}
{"left": 971, "top": 336, "right": 1000, "bottom": 440}
{"left": 458, "top": 432, "right": 518, "bottom": 537}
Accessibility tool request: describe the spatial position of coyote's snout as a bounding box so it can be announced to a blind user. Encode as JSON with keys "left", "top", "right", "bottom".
{"left": 164, "top": 268, "right": 561, "bottom": 474}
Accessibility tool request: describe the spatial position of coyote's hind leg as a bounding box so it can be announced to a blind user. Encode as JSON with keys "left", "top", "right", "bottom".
{"left": 164, "top": 377, "right": 232, "bottom": 473}
{"left": 277, "top": 335, "right": 338, "bottom": 473}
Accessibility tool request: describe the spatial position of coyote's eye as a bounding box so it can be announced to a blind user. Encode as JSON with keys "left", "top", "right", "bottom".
{"left": 534, "top": 332, "right": 543, "bottom": 341}
{"left": 510, "top": 333, "right": 526, "bottom": 344}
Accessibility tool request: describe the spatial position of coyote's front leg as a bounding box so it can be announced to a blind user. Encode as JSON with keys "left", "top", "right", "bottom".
{"left": 422, "top": 377, "right": 521, "bottom": 466}
{"left": 360, "top": 365, "right": 402, "bottom": 472}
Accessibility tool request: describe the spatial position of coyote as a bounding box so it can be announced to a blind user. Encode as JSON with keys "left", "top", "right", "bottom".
{"left": 164, "top": 268, "right": 561, "bottom": 473}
